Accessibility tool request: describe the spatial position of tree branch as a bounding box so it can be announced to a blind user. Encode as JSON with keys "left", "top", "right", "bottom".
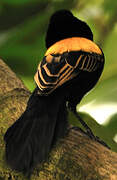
{"left": 0, "top": 59, "right": 117, "bottom": 180}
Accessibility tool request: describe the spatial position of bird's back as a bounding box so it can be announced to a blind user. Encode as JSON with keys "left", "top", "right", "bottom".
{"left": 35, "top": 37, "right": 104, "bottom": 108}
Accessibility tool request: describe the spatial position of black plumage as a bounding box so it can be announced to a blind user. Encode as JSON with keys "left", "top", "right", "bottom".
{"left": 4, "top": 9, "right": 105, "bottom": 176}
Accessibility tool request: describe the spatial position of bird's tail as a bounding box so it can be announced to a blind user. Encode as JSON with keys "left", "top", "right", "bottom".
{"left": 4, "top": 88, "right": 68, "bottom": 175}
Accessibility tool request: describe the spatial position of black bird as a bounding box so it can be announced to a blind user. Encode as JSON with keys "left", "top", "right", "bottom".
{"left": 4, "top": 10, "right": 105, "bottom": 176}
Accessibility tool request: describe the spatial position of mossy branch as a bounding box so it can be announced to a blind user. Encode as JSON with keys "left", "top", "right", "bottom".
{"left": 0, "top": 58, "right": 117, "bottom": 180}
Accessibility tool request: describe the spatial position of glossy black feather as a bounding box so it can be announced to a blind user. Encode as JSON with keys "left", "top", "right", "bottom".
{"left": 4, "top": 9, "right": 105, "bottom": 176}
{"left": 4, "top": 88, "right": 67, "bottom": 175}
{"left": 46, "top": 10, "right": 93, "bottom": 48}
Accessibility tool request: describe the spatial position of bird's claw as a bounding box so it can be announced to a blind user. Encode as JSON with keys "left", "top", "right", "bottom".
{"left": 69, "top": 126, "right": 110, "bottom": 149}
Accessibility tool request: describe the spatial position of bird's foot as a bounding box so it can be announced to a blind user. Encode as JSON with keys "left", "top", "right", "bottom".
{"left": 69, "top": 126, "right": 95, "bottom": 139}
{"left": 85, "top": 128, "right": 110, "bottom": 149}
{"left": 93, "top": 135, "right": 110, "bottom": 149}
{"left": 69, "top": 126, "right": 110, "bottom": 149}
{"left": 69, "top": 106, "right": 110, "bottom": 149}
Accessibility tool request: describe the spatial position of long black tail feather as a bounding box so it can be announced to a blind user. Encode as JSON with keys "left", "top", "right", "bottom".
{"left": 4, "top": 88, "right": 67, "bottom": 175}
{"left": 52, "top": 101, "right": 68, "bottom": 146}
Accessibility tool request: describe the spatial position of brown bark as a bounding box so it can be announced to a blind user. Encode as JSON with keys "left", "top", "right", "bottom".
{"left": 0, "top": 58, "right": 117, "bottom": 180}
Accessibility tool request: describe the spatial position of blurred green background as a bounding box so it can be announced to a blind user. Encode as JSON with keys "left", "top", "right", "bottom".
{"left": 0, "top": 0, "right": 117, "bottom": 151}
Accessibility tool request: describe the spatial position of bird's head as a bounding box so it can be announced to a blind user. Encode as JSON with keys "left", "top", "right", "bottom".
{"left": 45, "top": 9, "right": 93, "bottom": 49}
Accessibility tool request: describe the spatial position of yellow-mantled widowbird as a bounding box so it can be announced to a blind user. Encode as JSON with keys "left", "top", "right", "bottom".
{"left": 4, "top": 9, "right": 106, "bottom": 176}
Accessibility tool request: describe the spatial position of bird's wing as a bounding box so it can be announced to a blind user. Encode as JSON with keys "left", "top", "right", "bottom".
{"left": 34, "top": 50, "right": 104, "bottom": 95}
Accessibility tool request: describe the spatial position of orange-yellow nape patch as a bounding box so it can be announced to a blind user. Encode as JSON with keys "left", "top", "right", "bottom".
{"left": 45, "top": 37, "right": 102, "bottom": 56}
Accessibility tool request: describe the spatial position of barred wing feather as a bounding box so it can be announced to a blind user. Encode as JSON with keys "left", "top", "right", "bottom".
{"left": 34, "top": 51, "right": 104, "bottom": 95}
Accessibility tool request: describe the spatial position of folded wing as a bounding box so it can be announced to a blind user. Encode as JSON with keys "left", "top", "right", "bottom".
{"left": 34, "top": 50, "right": 104, "bottom": 95}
